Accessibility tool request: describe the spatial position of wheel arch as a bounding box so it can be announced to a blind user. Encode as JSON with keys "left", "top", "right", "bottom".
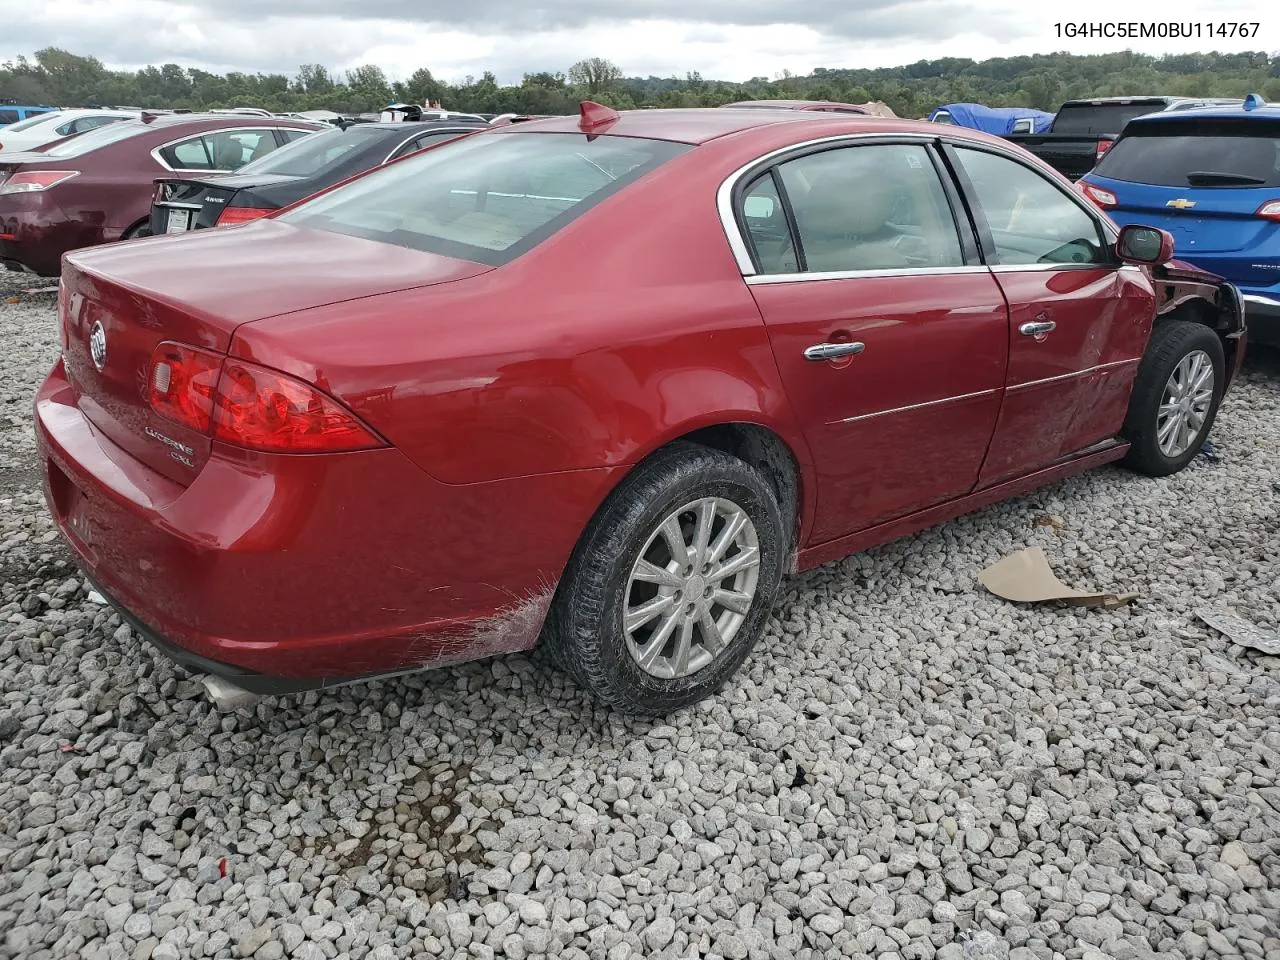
{"left": 1155, "top": 288, "right": 1245, "bottom": 389}
{"left": 602, "top": 418, "right": 814, "bottom": 572}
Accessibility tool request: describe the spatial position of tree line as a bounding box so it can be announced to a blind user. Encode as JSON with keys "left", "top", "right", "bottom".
{"left": 4, "top": 48, "right": 1280, "bottom": 119}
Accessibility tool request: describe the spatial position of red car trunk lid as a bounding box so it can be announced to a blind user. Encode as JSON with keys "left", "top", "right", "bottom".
{"left": 58, "top": 221, "right": 493, "bottom": 484}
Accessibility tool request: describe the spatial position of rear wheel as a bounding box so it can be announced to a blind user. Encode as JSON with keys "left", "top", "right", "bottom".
{"left": 1121, "top": 320, "right": 1225, "bottom": 477}
{"left": 544, "top": 442, "right": 786, "bottom": 716}
{"left": 123, "top": 221, "right": 153, "bottom": 240}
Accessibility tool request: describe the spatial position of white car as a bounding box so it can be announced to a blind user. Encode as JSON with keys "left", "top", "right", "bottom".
{"left": 0, "top": 109, "right": 140, "bottom": 154}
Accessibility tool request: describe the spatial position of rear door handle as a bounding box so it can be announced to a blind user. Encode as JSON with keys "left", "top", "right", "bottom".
{"left": 804, "top": 341, "right": 865, "bottom": 361}
{"left": 1019, "top": 320, "right": 1056, "bottom": 337}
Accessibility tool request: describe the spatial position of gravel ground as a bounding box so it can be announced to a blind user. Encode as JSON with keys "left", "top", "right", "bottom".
{"left": 1, "top": 266, "right": 1278, "bottom": 960}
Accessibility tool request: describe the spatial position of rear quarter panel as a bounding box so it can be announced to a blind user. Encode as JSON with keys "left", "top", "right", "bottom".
{"left": 230, "top": 138, "right": 814, "bottom": 494}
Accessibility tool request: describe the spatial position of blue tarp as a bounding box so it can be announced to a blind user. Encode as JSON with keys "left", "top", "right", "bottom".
{"left": 929, "top": 103, "right": 1055, "bottom": 135}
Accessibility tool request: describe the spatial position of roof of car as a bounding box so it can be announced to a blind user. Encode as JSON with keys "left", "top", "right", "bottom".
{"left": 133, "top": 112, "right": 324, "bottom": 129}
{"left": 501, "top": 107, "right": 886, "bottom": 144}
{"left": 356, "top": 119, "right": 488, "bottom": 132}
{"left": 1125, "top": 102, "right": 1280, "bottom": 123}
{"left": 724, "top": 99, "right": 861, "bottom": 109}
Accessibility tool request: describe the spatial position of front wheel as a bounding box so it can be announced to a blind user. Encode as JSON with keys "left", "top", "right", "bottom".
{"left": 1121, "top": 320, "right": 1225, "bottom": 477}
{"left": 543, "top": 442, "right": 786, "bottom": 716}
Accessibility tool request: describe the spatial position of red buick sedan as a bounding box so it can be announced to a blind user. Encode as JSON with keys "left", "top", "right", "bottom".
{"left": 36, "top": 104, "right": 1244, "bottom": 715}
{"left": 0, "top": 113, "right": 324, "bottom": 275}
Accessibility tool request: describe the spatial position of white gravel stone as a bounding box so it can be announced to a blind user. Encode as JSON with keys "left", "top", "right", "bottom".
{"left": 0, "top": 272, "right": 1278, "bottom": 958}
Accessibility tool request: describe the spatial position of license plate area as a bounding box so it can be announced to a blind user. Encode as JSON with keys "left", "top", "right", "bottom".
{"left": 165, "top": 208, "right": 192, "bottom": 234}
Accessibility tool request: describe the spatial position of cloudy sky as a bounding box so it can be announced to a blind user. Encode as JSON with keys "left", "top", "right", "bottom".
{"left": 1, "top": 0, "right": 1272, "bottom": 84}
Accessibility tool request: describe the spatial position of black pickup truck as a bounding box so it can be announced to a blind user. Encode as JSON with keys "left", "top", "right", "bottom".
{"left": 1005, "top": 96, "right": 1241, "bottom": 181}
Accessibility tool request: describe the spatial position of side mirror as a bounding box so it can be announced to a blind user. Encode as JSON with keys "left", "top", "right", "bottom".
{"left": 743, "top": 195, "right": 775, "bottom": 219}
{"left": 1116, "top": 224, "right": 1174, "bottom": 265}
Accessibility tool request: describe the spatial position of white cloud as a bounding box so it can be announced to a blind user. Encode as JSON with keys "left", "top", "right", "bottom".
{"left": 0, "top": 0, "right": 1271, "bottom": 85}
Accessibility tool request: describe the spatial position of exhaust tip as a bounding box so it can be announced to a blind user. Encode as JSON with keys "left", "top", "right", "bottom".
{"left": 201, "top": 675, "right": 262, "bottom": 711}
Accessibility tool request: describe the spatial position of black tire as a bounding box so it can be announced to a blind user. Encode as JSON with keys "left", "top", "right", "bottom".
{"left": 1121, "top": 320, "right": 1225, "bottom": 477}
{"left": 123, "top": 222, "right": 153, "bottom": 240}
{"left": 543, "top": 441, "right": 786, "bottom": 716}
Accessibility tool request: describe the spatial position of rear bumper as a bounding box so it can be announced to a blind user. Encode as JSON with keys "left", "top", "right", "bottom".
{"left": 1242, "top": 292, "right": 1280, "bottom": 347}
{"left": 0, "top": 193, "right": 96, "bottom": 277}
{"left": 35, "top": 358, "right": 618, "bottom": 684}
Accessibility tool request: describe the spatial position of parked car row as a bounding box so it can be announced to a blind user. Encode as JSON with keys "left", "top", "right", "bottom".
{"left": 32, "top": 99, "right": 1248, "bottom": 714}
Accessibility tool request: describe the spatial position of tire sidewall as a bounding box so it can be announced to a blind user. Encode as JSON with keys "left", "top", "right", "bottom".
{"left": 563, "top": 450, "right": 785, "bottom": 714}
{"left": 1128, "top": 323, "right": 1225, "bottom": 475}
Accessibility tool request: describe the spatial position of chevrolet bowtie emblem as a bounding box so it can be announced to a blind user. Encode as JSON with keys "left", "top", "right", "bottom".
{"left": 1166, "top": 198, "right": 1197, "bottom": 209}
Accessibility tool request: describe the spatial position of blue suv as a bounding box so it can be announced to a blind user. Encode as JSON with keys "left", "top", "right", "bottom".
{"left": 1081, "top": 95, "right": 1280, "bottom": 346}
{"left": 0, "top": 103, "right": 57, "bottom": 126}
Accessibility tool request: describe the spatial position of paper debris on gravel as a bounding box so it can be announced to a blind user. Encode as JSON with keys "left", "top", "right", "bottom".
{"left": 201, "top": 675, "right": 262, "bottom": 711}
{"left": 1196, "top": 608, "right": 1280, "bottom": 655}
{"left": 86, "top": 590, "right": 108, "bottom": 605}
{"left": 978, "top": 547, "right": 1137, "bottom": 607}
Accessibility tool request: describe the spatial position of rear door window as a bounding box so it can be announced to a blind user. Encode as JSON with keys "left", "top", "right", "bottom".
{"left": 750, "top": 143, "right": 965, "bottom": 274}
{"left": 1092, "top": 118, "right": 1280, "bottom": 187}
{"left": 386, "top": 130, "right": 473, "bottom": 161}
{"left": 160, "top": 128, "right": 281, "bottom": 171}
{"left": 0, "top": 109, "right": 19, "bottom": 125}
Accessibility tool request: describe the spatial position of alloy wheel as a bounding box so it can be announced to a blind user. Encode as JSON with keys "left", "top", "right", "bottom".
{"left": 623, "top": 496, "right": 761, "bottom": 680}
{"left": 1156, "top": 349, "right": 1215, "bottom": 459}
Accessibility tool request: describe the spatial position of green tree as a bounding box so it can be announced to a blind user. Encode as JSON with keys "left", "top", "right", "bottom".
{"left": 568, "top": 57, "right": 623, "bottom": 95}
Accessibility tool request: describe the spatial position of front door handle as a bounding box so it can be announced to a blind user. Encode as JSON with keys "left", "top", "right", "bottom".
{"left": 804, "top": 341, "right": 865, "bottom": 361}
{"left": 1019, "top": 320, "right": 1056, "bottom": 337}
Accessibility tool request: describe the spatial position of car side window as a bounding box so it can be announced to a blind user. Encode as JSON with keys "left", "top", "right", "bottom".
{"left": 161, "top": 137, "right": 214, "bottom": 170}
{"left": 740, "top": 173, "right": 799, "bottom": 274}
{"left": 770, "top": 143, "right": 965, "bottom": 273}
{"left": 952, "top": 147, "right": 1109, "bottom": 267}
{"left": 203, "top": 129, "right": 277, "bottom": 170}
{"left": 388, "top": 131, "right": 467, "bottom": 161}
{"left": 279, "top": 128, "right": 313, "bottom": 143}
{"left": 55, "top": 121, "right": 75, "bottom": 136}
{"left": 0, "top": 109, "right": 19, "bottom": 124}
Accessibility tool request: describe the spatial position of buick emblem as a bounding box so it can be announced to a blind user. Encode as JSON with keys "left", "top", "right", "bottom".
{"left": 88, "top": 321, "right": 107, "bottom": 372}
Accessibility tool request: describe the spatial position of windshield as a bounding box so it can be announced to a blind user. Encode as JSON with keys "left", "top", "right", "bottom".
{"left": 3, "top": 112, "right": 61, "bottom": 133}
{"left": 280, "top": 131, "right": 690, "bottom": 266}
{"left": 40, "top": 119, "right": 149, "bottom": 157}
{"left": 235, "top": 126, "right": 364, "bottom": 177}
{"left": 1051, "top": 102, "right": 1167, "bottom": 135}
{"left": 1093, "top": 118, "right": 1280, "bottom": 187}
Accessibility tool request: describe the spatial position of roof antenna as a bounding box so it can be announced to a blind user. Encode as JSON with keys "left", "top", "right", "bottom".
{"left": 1243, "top": 92, "right": 1265, "bottom": 111}
{"left": 578, "top": 100, "right": 620, "bottom": 133}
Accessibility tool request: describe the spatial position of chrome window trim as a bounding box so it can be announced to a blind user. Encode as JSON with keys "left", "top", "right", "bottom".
{"left": 829, "top": 387, "right": 1000, "bottom": 426}
{"left": 150, "top": 125, "right": 317, "bottom": 173}
{"left": 746, "top": 265, "right": 989, "bottom": 285}
{"left": 716, "top": 130, "right": 1119, "bottom": 279}
{"left": 1006, "top": 357, "right": 1141, "bottom": 393}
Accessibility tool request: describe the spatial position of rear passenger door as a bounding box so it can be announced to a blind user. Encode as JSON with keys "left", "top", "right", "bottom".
{"left": 735, "top": 139, "right": 1011, "bottom": 544}
{"left": 942, "top": 144, "right": 1155, "bottom": 486}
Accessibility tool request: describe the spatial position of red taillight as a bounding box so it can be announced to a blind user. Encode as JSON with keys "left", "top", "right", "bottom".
{"left": 148, "top": 342, "right": 222, "bottom": 432}
{"left": 1081, "top": 183, "right": 1118, "bottom": 209}
{"left": 1256, "top": 200, "right": 1280, "bottom": 221}
{"left": 215, "top": 206, "right": 270, "bottom": 227}
{"left": 147, "top": 345, "right": 381, "bottom": 453}
{"left": 0, "top": 170, "right": 80, "bottom": 196}
{"left": 1095, "top": 139, "right": 1114, "bottom": 161}
{"left": 212, "top": 360, "right": 382, "bottom": 453}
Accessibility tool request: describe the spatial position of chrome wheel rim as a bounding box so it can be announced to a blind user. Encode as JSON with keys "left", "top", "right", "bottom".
{"left": 623, "top": 496, "right": 761, "bottom": 680}
{"left": 1156, "top": 349, "right": 1214, "bottom": 459}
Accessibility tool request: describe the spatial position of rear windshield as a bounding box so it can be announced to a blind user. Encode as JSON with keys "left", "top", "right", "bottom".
{"left": 1093, "top": 118, "right": 1280, "bottom": 187}
{"left": 237, "top": 126, "right": 372, "bottom": 177}
{"left": 1051, "top": 102, "right": 1168, "bottom": 135}
{"left": 280, "top": 131, "right": 691, "bottom": 266}
{"left": 40, "top": 119, "right": 149, "bottom": 157}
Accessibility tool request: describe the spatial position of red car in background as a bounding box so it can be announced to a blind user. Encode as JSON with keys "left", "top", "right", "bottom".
{"left": 36, "top": 104, "right": 1243, "bottom": 715}
{"left": 0, "top": 113, "right": 325, "bottom": 275}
